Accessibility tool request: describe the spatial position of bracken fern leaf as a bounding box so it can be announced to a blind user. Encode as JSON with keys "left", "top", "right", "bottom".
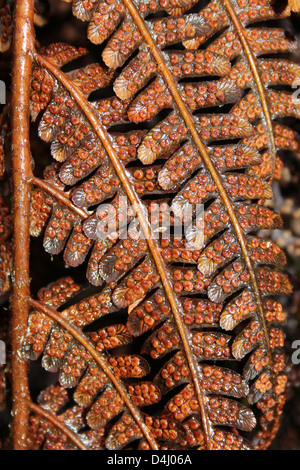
{"left": 7, "top": 0, "right": 298, "bottom": 450}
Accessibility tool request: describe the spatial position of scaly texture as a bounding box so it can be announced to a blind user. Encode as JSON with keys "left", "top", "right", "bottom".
{"left": 2, "top": 0, "right": 298, "bottom": 450}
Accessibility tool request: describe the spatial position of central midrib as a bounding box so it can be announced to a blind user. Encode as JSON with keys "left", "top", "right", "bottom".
{"left": 222, "top": 0, "right": 277, "bottom": 177}
{"left": 35, "top": 52, "right": 213, "bottom": 449}
{"left": 36, "top": 0, "right": 276, "bottom": 444}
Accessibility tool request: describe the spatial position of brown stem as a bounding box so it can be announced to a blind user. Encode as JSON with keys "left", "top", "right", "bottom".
{"left": 11, "top": 0, "right": 35, "bottom": 450}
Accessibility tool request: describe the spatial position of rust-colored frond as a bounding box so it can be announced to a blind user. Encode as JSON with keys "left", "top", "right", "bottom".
{"left": 0, "top": 0, "right": 11, "bottom": 52}
{"left": 23, "top": 277, "right": 183, "bottom": 449}
{"left": 27, "top": 384, "right": 105, "bottom": 450}
{"left": 0, "top": 107, "right": 9, "bottom": 180}
{"left": 3, "top": 0, "right": 299, "bottom": 451}
{"left": 30, "top": 43, "right": 89, "bottom": 120}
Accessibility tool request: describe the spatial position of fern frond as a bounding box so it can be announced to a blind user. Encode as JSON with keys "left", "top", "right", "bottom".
{"left": 18, "top": 0, "right": 300, "bottom": 450}
{"left": 23, "top": 277, "right": 183, "bottom": 450}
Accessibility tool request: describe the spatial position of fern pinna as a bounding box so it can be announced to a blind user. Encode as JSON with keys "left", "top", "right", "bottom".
{"left": 3, "top": 0, "right": 299, "bottom": 450}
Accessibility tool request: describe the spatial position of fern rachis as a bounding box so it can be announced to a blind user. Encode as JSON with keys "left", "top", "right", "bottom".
{"left": 0, "top": 0, "right": 298, "bottom": 450}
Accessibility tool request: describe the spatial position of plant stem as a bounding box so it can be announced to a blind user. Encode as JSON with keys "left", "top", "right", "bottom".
{"left": 11, "top": 0, "right": 35, "bottom": 449}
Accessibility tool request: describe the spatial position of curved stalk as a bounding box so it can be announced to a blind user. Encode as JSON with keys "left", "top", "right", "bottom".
{"left": 222, "top": 0, "right": 277, "bottom": 175}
